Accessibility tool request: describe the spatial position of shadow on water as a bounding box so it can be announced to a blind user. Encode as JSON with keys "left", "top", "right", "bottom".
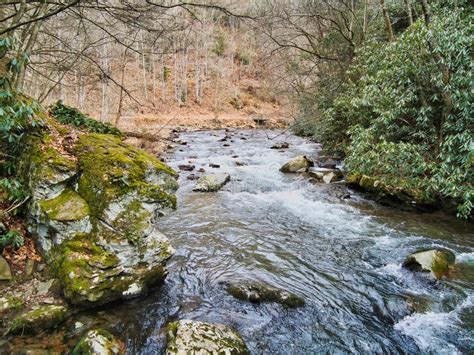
{"left": 65, "top": 130, "right": 474, "bottom": 354}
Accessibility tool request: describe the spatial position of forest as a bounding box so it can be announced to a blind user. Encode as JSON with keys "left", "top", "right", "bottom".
{"left": 0, "top": 0, "right": 473, "bottom": 354}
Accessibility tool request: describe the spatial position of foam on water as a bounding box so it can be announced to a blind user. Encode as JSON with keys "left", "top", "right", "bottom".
{"left": 394, "top": 295, "right": 473, "bottom": 354}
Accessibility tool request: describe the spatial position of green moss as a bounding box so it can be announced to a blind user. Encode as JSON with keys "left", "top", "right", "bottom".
{"left": 346, "top": 173, "right": 361, "bottom": 185}
{"left": 39, "top": 189, "right": 90, "bottom": 221}
{"left": 9, "top": 305, "right": 69, "bottom": 335}
{"left": 20, "top": 133, "right": 77, "bottom": 191}
{"left": 75, "top": 133, "right": 177, "bottom": 219}
{"left": 53, "top": 234, "right": 122, "bottom": 305}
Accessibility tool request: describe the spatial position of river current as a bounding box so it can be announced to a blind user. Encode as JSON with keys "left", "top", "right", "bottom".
{"left": 100, "top": 129, "right": 473, "bottom": 354}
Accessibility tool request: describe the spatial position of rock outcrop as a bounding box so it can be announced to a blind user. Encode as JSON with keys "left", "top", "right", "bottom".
{"left": 22, "top": 130, "right": 178, "bottom": 307}
{"left": 225, "top": 281, "right": 305, "bottom": 308}
{"left": 280, "top": 155, "right": 312, "bottom": 173}
{"left": 193, "top": 173, "right": 230, "bottom": 192}
{"left": 72, "top": 329, "right": 124, "bottom": 354}
{"left": 166, "top": 320, "right": 249, "bottom": 355}
{"left": 402, "top": 249, "right": 455, "bottom": 279}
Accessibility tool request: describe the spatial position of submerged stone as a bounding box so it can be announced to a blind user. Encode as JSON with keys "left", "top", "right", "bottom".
{"left": 9, "top": 305, "right": 69, "bottom": 335}
{"left": 225, "top": 281, "right": 305, "bottom": 308}
{"left": 280, "top": 155, "right": 312, "bottom": 173}
{"left": 72, "top": 329, "right": 124, "bottom": 355}
{"left": 193, "top": 173, "right": 231, "bottom": 192}
{"left": 166, "top": 320, "right": 249, "bottom": 355}
{"left": 402, "top": 249, "right": 456, "bottom": 279}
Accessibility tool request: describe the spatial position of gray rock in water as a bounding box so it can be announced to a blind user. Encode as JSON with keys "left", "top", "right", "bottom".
{"left": 225, "top": 281, "right": 305, "bottom": 308}
{"left": 193, "top": 173, "right": 231, "bottom": 192}
{"left": 280, "top": 155, "right": 312, "bottom": 173}
{"left": 166, "top": 320, "right": 249, "bottom": 355}
{"left": 270, "top": 142, "right": 289, "bottom": 149}
{"left": 402, "top": 249, "right": 455, "bottom": 279}
{"left": 0, "top": 256, "right": 12, "bottom": 281}
{"left": 72, "top": 329, "right": 123, "bottom": 354}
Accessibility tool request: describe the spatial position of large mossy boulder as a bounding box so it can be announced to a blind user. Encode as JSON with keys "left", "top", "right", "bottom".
{"left": 23, "top": 130, "right": 178, "bottom": 307}
{"left": 8, "top": 305, "right": 69, "bottom": 335}
{"left": 166, "top": 320, "right": 249, "bottom": 355}
{"left": 402, "top": 249, "right": 456, "bottom": 279}
{"left": 72, "top": 329, "right": 124, "bottom": 354}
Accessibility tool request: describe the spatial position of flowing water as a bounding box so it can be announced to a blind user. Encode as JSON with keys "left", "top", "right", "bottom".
{"left": 97, "top": 129, "right": 473, "bottom": 354}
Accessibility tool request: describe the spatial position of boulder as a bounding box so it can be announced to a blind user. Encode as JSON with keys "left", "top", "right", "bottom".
{"left": 322, "top": 172, "right": 339, "bottom": 184}
{"left": 72, "top": 329, "right": 124, "bottom": 355}
{"left": 225, "top": 281, "right": 305, "bottom": 308}
{"left": 402, "top": 249, "right": 456, "bottom": 279}
{"left": 23, "top": 132, "right": 178, "bottom": 307}
{"left": 0, "top": 256, "right": 12, "bottom": 281}
{"left": 280, "top": 155, "right": 312, "bottom": 173}
{"left": 193, "top": 173, "right": 231, "bottom": 192}
{"left": 9, "top": 305, "right": 69, "bottom": 335}
{"left": 270, "top": 142, "right": 289, "bottom": 149}
{"left": 166, "top": 320, "right": 248, "bottom": 355}
{"left": 178, "top": 164, "right": 195, "bottom": 172}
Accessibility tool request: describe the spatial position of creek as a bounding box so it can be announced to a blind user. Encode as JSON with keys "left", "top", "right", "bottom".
{"left": 86, "top": 129, "right": 474, "bottom": 354}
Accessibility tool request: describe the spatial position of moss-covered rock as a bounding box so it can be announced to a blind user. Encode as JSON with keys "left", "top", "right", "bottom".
{"left": 72, "top": 329, "right": 124, "bottom": 354}
{"left": 75, "top": 133, "right": 177, "bottom": 220}
{"left": 402, "top": 249, "right": 456, "bottom": 279}
{"left": 39, "top": 189, "right": 90, "bottom": 221}
{"left": 346, "top": 173, "right": 437, "bottom": 211}
{"left": 22, "top": 128, "right": 178, "bottom": 307}
{"left": 29, "top": 189, "right": 92, "bottom": 254}
{"left": 166, "top": 320, "right": 249, "bottom": 355}
{"left": 21, "top": 134, "right": 77, "bottom": 201}
{"left": 9, "top": 305, "right": 69, "bottom": 335}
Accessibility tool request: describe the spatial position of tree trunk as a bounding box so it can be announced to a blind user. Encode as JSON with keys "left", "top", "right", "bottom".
{"left": 380, "top": 0, "right": 394, "bottom": 42}
{"left": 404, "top": 0, "right": 414, "bottom": 25}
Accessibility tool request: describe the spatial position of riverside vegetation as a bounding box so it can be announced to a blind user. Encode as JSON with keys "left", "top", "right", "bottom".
{"left": 293, "top": 0, "right": 472, "bottom": 218}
